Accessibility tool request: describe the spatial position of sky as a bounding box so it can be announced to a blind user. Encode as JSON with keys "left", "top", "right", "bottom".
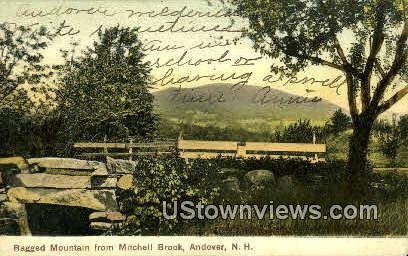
{"left": 0, "top": 0, "right": 407, "bottom": 116}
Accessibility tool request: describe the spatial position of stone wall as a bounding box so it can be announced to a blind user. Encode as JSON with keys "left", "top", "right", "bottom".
{"left": 0, "top": 157, "right": 126, "bottom": 235}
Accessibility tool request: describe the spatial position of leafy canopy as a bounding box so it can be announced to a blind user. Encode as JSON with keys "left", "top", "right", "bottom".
{"left": 230, "top": 0, "right": 406, "bottom": 78}
{"left": 0, "top": 22, "right": 56, "bottom": 110}
{"left": 56, "top": 26, "right": 158, "bottom": 144}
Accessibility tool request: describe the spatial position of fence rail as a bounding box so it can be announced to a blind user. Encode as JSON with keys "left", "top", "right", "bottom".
{"left": 73, "top": 139, "right": 176, "bottom": 160}
{"left": 74, "top": 137, "right": 326, "bottom": 162}
{"left": 177, "top": 139, "right": 325, "bottom": 162}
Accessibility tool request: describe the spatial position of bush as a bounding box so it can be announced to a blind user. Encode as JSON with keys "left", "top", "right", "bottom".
{"left": 116, "top": 156, "right": 221, "bottom": 235}
{"left": 276, "top": 119, "right": 317, "bottom": 143}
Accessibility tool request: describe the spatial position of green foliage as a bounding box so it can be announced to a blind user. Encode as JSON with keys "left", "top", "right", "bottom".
{"left": 114, "top": 155, "right": 407, "bottom": 236}
{"left": 375, "top": 115, "right": 408, "bottom": 163}
{"left": 116, "top": 156, "right": 221, "bottom": 235}
{"left": 158, "top": 119, "right": 276, "bottom": 142}
{"left": 378, "top": 128, "right": 400, "bottom": 162}
{"left": 275, "top": 119, "right": 315, "bottom": 143}
{"left": 0, "top": 22, "right": 56, "bottom": 110}
{"left": 0, "top": 106, "right": 64, "bottom": 157}
{"left": 0, "top": 107, "right": 33, "bottom": 156}
{"left": 55, "top": 25, "right": 158, "bottom": 153}
{"left": 398, "top": 114, "right": 408, "bottom": 144}
{"left": 228, "top": 0, "right": 406, "bottom": 79}
{"left": 326, "top": 109, "right": 352, "bottom": 134}
{"left": 0, "top": 23, "right": 61, "bottom": 157}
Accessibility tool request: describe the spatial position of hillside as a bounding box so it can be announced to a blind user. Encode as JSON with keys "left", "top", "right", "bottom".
{"left": 153, "top": 83, "right": 342, "bottom": 127}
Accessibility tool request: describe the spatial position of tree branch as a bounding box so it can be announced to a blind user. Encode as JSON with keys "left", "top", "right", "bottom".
{"left": 306, "top": 55, "right": 346, "bottom": 72}
{"left": 362, "top": 1, "right": 386, "bottom": 111}
{"left": 333, "top": 36, "right": 363, "bottom": 78}
{"left": 334, "top": 37, "right": 348, "bottom": 64}
{"left": 281, "top": 49, "right": 347, "bottom": 72}
{"left": 376, "top": 86, "right": 408, "bottom": 115}
{"left": 333, "top": 36, "right": 361, "bottom": 119}
{"left": 371, "top": 21, "right": 408, "bottom": 111}
{"left": 374, "top": 59, "right": 385, "bottom": 77}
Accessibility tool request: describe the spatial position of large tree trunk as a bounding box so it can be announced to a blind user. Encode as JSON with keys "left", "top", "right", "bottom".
{"left": 347, "top": 114, "right": 374, "bottom": 197}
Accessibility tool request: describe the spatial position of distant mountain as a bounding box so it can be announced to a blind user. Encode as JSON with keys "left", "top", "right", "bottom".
{"left": 153, "top": 83, "right": 343, "bottom": 125}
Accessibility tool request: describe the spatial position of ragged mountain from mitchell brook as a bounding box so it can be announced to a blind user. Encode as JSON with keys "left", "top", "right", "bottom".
{"left": 153, "top": 84, "right": 342, "bottom": 126}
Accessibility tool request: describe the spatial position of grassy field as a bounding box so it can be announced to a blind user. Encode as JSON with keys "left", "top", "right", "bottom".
{"left": 115, "top": 157, "right": 407, "bottom": 236}
{"left": 183, "top": 198, "right": 407, "bottom": 236}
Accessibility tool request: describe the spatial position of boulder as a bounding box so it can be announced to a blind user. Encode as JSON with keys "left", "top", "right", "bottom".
{"left": 90, "top": 222, "right": 112, "bottom": 230}
{"left": 91, "top": 176, "right": 117, "bottom": 188}
{"left": 0, "top": 193, "right": 8, "bottom": 202}
{"left": 89, "top": 211, "right": 125, "bottom": 223}
{"left": 89, "top": 212, "right": 107, "bottom": 221}
{"left": 1, "top": 202, "right": 31, "bottom": 235}
{"left": 11, "top": 173, "right": 91, "bottom": 189}
{"left": 0, "top": 157, "right": 29, "bottom": 171}
{"left": 220, "top": 176, "right": 242, "bottom": 202}
{"left": 89, "top": 161, "right": 109, "bottom": 176}
{"left": 117, "top": 174, "right": 134, "bottom": 190}
{"left": 7, "top": 187, "right": 118, "bottom": 211}
{"left": 11, "top": 173, "right": 117, "bottom": 189}
{"left": 106, "top": 157, "right": 136, "bottom": 174}
{"left": 27, "top": 158, "right": 95, "bottom": 171}
{"left": 244, "top": 170, "right": 275, "bottom": 186}
{"left": 0, "top": 217, "right": 20, "bottom": 235}
{"left": 107, "top": 211, "right": 126, "bottom": 222}
{"left": 7, "top": 187, "right": 41, "bottom": 203}
{"left": 275, "top": 175, "right": 305, "bottom": 200}
{"left": 219, "top": 168, "right": 244, "bottom": 177}
{"left": 222, "top": 177, "right": 241, "bottom": 194}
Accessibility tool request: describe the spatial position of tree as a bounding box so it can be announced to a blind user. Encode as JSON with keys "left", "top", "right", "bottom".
{"left": 0, "top": 22, "right": 56, "bottom": 110}
{"left": 0, "top": 23, "right": 58, "bottom": 156}
{"left": 398, "top": 114, "right": 408, "bottom": 143}
{"left": 378, "top": 128, "right": 400, "bottom": 164}
{"left": 56, "top": 26, "right": 158, "bottom": 153}
{"left": 328, "top": 109, "right": 352, "bottom": 134}
{"left": 376, "top": 114, "right": 408, "bottom": 165}
{"left": 229, "top": 0, "right": 407, "bottom": 192}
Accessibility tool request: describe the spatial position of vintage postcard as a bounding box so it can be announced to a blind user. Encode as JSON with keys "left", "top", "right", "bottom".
{"left": 0, "top": 0, "right": 407, "bottom": 255}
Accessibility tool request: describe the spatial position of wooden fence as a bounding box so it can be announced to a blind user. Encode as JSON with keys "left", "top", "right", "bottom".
{"left": 178, "top": 140, "right": 326, "bottom": 162}
{"left": 73, "top": 139, "right": 176, "bottom": 160}
{"left": 74, "top": 137, "right": 326, "bottom": 162}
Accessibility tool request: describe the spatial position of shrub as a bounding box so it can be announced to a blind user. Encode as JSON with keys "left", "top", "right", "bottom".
{"left": 277, "top": 119, "right": 316, "bottom": 143}
{"left": 116, "top": 156, "right": 221, "bottom": 235}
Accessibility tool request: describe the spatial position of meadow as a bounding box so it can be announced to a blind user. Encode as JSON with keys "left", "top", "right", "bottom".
{"left": 115, "top": 156, "right": 408, "bottom": 236}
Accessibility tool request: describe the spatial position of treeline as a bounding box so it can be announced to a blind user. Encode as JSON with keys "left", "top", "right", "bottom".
{"left": 159, "top": 109, "right": 354, "bottom": 143}
{"left": 159, "top": 109, "right": 408, "bottom": 161}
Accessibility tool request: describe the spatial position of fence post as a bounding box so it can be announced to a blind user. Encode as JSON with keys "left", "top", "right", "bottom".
{"left": 102, "top": 135, "right": 108, "bottom": 161}
{"left": 129, "top": 139, "right": 133, "bottom": 161}
{"left": 236, "top": 141, "right": 247, "bottom": 158}
{"left": 313, "top": 131, "right": 318, "bottom": 162}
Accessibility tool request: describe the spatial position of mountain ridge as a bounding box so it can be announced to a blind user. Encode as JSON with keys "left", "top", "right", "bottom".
{"left": 152, "top": 83, "right": 345, "bottom": 126}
